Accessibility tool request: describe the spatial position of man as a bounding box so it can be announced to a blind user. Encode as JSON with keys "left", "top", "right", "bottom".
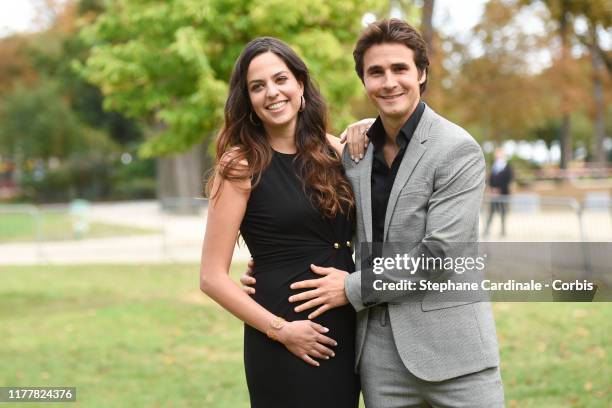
{"left": 484, "top": 148, "right": 514, "bottom": 237}
{"left": 243, "top": 19, "right": 504, "bottom": 407}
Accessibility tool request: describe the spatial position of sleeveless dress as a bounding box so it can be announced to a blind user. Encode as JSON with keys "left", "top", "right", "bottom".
{"left": 240, "top": 150, "right": 360, "bottom": 408}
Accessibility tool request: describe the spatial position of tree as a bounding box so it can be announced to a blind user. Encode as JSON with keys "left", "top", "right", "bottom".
{"left": 447, "top": 0, "right": 555, "bottom": 143}
{"left": 0, "top": 0, "right": 153, "bottom": 202}
{"left": 587, "top": 23, "right": 610, "bottom": 165}
{"left": 0, "top": 35, "right": 38, "bottom": 96}
{"left": 78, "top": 0, "right": 381, "bottom": 157}
{"left": 420, "top": 0, "right": 435, "bottom": 55}
{"left": 76, "top": 0, "right": 382, "bottom": 198}
{"left": 519, "top": 0, "right": 600, "bottom": 168}
{"left": 27, "top": 0, "right": 143, "bottom": 146}
{"left": 578, "top": 0, "right": 611, "bottom": 164}
{"left": 0, "top": 79, "right": 115, "bottom": 163}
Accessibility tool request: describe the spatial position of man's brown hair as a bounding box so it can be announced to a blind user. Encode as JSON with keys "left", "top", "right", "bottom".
{"left": 353, "top": 18, "right": 430, "bottom": 94}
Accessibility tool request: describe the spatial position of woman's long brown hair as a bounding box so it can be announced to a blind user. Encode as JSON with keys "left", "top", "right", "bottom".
{"left": 207, "top": 37, "right": 354, "bottom": 218}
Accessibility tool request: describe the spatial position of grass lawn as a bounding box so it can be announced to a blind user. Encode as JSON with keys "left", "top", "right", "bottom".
{"left": 0, "top": 263, "right": 610, "bottom": 407}
{"left": 0, "top": 213, "right": 158, "bottom": 243}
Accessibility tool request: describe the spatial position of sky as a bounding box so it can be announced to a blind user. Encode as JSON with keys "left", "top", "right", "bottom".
{"left": 0, "top": 1, "right": 39, "bottom": 36}
{"left": 433, "top": 0, "right": 488, "bottom": 36}
{"left": 1, "top": 0, "right": 608, "bottom": 48}
{"left": 0, "top": 0, "right": 489, "bottom": 37}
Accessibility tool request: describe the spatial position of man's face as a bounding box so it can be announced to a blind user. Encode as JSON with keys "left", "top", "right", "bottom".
{"left": 495, "top": 148, "right": 506, "bottom": 161}
{"left": 362, "top": 43, "right": 426, "bottom": 123}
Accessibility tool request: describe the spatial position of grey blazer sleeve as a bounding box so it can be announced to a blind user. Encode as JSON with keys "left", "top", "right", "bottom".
{"left": 345, "top": 137, "right": 485, "bottom": 312}
{"left": 345, "top": 270, "right": 365, "bottom": 310}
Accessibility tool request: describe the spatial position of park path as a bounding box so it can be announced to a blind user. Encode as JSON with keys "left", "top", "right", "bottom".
{"left": 0, "top": 200, "right": 252, "bottom": 265}
{"left": 1, "top": 199, "right": 609, "bottom": 265}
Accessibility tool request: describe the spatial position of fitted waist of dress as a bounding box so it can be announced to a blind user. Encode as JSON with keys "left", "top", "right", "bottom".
{"left": 248, "top": 239, "right": 353, "bottom": 266}
{"left": 250, "top": 239, "right": 353, "bottom": 251}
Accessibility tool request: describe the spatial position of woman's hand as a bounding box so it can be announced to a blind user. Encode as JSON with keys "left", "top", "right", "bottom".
{"left": 277, "top": 320, "right": 337, "bottom": 367}
{"left": 240, "top": 260, "right": 336, "bottom": 366}
{"left": 339, "top": 118, "right": 375, "bottom": 162}
{"left": 240, "top": 259, "right": 256, "bottom": 295}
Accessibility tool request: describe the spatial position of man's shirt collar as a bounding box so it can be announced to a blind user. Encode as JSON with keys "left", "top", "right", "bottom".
{"left": 367, "top": 100, "right": 426, "bottom": 151}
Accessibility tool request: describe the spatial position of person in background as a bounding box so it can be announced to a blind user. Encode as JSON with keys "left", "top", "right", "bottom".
{"left": 484, "top": 147, "right": 513, "bottom": 237}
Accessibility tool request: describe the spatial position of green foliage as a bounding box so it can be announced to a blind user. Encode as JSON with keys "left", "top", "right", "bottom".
{"left": 531, "top": 119, "right": 561, "bottom": 148}
{"left": 29, "top": 29, "right": 144, "bottom": 146}
{"left": 0, "top": 80, "right": 88, "bottom": 160}
{"left": 77, "top": 0, "right": 382, "bottom": 157}
{"left": 110, "top": 152, "right": 157, "bottom": 199}
{"left": 19, "top": 159, "right": 112, "bottom": 202}
{"left": 18, "top": 154, "right": 156, "bottom": 203}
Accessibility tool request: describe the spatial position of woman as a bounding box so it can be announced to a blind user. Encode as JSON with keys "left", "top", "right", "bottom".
{"left": 200, "top": 37, "right": 366, "bottom": 408}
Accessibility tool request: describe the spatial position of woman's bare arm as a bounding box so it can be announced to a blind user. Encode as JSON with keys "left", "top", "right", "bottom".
{"left": 199, "top": 157, "right": 272, "bottom": 332}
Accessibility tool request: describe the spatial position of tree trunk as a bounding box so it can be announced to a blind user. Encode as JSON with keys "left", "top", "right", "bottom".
{"left": 156, "top": 141, "right": 211, "bottom": 212}
{"left": 589, "top": 24, "right": 607, "bottom": 165}
{"left": 421, "top": 0, "right": 435, "bottom": 56}
{"left": 146, "top": 119, "right": 212, "bottom": 212}
{"left": 558, "top": 4, "right": 572, "bottom": 169}
{"left": 559, "top": 114, "right": 572, "bottom": 170}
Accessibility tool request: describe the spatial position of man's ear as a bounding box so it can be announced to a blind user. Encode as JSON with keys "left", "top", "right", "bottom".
{"left": 418, "top": 69, "right": 427, "bottom": 84}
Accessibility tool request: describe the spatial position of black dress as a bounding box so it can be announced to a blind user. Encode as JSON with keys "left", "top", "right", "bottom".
{"left": 240, "top": 150, "right": 360, "bottom": 408}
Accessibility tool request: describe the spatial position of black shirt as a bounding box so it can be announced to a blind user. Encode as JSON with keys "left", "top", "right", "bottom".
{"left": 368, "top": 101, "right": 425, "bottom": 244}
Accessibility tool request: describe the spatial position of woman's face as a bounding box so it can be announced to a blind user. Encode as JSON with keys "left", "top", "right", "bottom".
{"left": 246, "top": 52, "right": 303, "bottom": 131}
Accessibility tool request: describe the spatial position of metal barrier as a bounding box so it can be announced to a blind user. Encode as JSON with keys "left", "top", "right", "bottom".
{"left": 481, "top": 194, "right": 611, "bottom": 242}
{"left": 0, "top": 201, "right": 167, "bottom": 264}
{"left": 581, "top": 192, "right": 612, "bottom": 242}
{"left": 0, "top": 198, "right": 252, "bottom": 264}
{"left": 0, "top": 204, "right": 43, "bottom": 261}
{"left": 1, "top": 194, "right": 609, "bottom": 265}
{"left": 158, "top": 197, "right": 207, "bottom": 262}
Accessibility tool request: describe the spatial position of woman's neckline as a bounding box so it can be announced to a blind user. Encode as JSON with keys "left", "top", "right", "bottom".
{"left": 272, "top": 148, "right": 297, "bottom": 157}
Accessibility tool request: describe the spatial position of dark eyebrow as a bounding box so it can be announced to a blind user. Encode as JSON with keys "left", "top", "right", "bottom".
{"left": 248, "top": 71, "right": 290, "bottom": 86}
{"left": 366, "top": 63, "right": 410, "bottom": 75}
{"left": 391, "top": 63, "right": 409, "bottom": 70}
{"left": 366, "top": 65, "right": 383, "bottom": 74}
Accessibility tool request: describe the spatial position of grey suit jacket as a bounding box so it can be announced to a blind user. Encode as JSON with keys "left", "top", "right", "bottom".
{"left": 343, "top": 105, "right": 500, "bottom": 382}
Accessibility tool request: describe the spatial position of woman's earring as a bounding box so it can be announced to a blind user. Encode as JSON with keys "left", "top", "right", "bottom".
{"left": 299, "top": 95, "right": 305, "bottom": 112}
{"left": 249, "top": 111, "right": 260, "bottom": 126}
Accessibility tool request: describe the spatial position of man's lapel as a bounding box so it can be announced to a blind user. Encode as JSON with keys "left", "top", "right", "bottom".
{"left": 382, "top": 106, "right": 433, "bottom": 241}
{"left": 360, "top": 146, "right": 374, "bottom": 243}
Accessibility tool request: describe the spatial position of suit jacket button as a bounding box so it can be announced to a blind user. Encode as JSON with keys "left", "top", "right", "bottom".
{"left": 333, "top": 242, "right": 340, "bottom": 249}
